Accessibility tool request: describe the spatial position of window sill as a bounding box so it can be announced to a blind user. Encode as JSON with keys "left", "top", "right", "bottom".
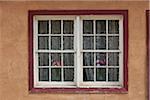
{"left": 29, "top": 87, "right": 128, "bottom": 94}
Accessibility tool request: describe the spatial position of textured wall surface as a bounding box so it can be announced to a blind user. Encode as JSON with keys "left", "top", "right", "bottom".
{"left": 0, "top": 1, "right": 149, "bottom": 100}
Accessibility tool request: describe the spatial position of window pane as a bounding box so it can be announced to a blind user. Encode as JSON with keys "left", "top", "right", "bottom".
{"left": 39, "top": 68, "right": 49, "bottom": 81}
{"left": 64, "top": 68, "right": 74, "bottom": 81}
{"left": 96, "top": 68, "right": 106, "bottom": 81}
{"left": 51, "top": 36, "right": 61, "bottom": 50}
{"left": 108, "top": 36, "right": 119, "bottom": 50}
{"left": 108, "top": 20, "right": 119, "bottom": 34}
{"left": 108, "top": 68, "right": 119, "bottom": 81}
{"left": 96, "top": 53, "right": 106, "bottom": 66}
{"left": 51, "top": 53, "right": 61, "bottom": 66}
{"left": 38, "top": 53, "right": 49, "bottom": 66}
{"left": 96, "top": 20, "right": 106, "bottom": 34}
{"left": 83, "top": 36, "right": 94, "bottom": 50}
{"left": 63, "top": 36, "right": 74, "bottom": 50}
{"left": 38, "top": 36, "right": 49, "bottom": 50}
{"left": 51, "top": 68, "right": 61, "bottom": 81}
{"left": 83, "top": 68, "right": 94, "bottom": 81}
{"left": 96, "top": 36, "right": 106, "bottom": 50}
{"left": 63, "top": 53, "right": 74, "bottom": 66}
{"left": 83, "top": 52, "right": 94, "bottom": 66}
{"left": 108, "top": 52, "right": 119, "bottom": 66}
{"left": 83, "top": 20, "right": 93, "bottom": 34}
{"left": 63, "top": 20, "right": 74, "bottom": 34}
{"left": 51, "top": 20, "right": 61, "bottom": 34}
{"left": 38, "top": 20, "right": 49, "bottom": 34}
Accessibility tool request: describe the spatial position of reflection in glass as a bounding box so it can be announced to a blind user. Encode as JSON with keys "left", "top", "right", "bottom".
{"left": 63, "top": 36, "right": 74, "bottom": 50}
{"left": 51, "top": 36, "right": 61, "bottom": 50}
{"left": 108, "top": 68, "right": 119, "bottom": 81}
{"left": 83, "top": 52, "right": 94, "bottom": 66}
{"left": 83, "top": 20, "right": 93, "bottom": 34}
{"left": 108, "top": 20, "right": 119, "bottom": 34}
{"left": 51, "top": 53, "right": 61, "bottom": 66}
{"left": 96, "top": 20, "right": 106, "bottom": 34}
{"left": 38, "top": 53, "right": 49, "bottom": 66}
{"left": 83, "top": 68, "right": 94, "bottom": 81}
{"left": 38, "top": 20, "right": 49, "bottom": 34}
{"left": 96, "top": 68, "right": 106, "bottom": 81}
{"left": 108, "top": 36, "right": 119, "bottom": 50}
{"left": 64, "top": 68, "right": 74, "bottom": 81}
{"left": 63, "top": 20, "right": 74, "bottom": 34}
{"left": 63, "top": 53, "right": 74, "bottom": 66}
{"left": 39, "top": 68, "right": 49, "bottom": 81}
{"left": 108, "top": 52, "right": 119, "bottom": 66}
{"left": 38, "top": 36, "right": 49, "bottom": 50}
{"left": 96, "top": 53, "right": 106, "bottom": 66}
{"left": 51, "top": 68, "right": 61, "bottom": 81}
{"left": 83, "top": 36, "right": 94, "bottom": 50}
{"left": 96, "top": 36, "right": 106, "bottom": 50}
{"left": 51, "top": 20, "right": 61, "bottom": 34}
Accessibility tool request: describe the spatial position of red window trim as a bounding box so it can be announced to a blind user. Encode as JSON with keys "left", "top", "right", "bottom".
{"left": 28, "top": 10, "right": 128, "bottom": 93}
{"left": 147, "top": 10, "right": 150, "bottom": 100}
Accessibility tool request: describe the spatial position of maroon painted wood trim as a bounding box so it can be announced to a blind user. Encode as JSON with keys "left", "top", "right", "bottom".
{"left": 28, "top": 11, "right": 34, "bottom": 91}
{"left": 28, "top": 10, "right": 128, "bottom": 93}
{"left": 147, "top": 10, "right": 150, "bottom": 100}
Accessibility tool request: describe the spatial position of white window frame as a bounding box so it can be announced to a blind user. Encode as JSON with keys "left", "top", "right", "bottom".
{"left": 33, "top": 15, "right": 123, "bottom": 88}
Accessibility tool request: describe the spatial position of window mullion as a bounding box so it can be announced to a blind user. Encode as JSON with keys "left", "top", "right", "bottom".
{"left": 76, "top": 16, "right": 81, "bottom": 87}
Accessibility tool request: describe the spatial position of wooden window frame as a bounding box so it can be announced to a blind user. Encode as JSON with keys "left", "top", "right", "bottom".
{"left": 29, "top": 10, "right": 128, "bottom": 93}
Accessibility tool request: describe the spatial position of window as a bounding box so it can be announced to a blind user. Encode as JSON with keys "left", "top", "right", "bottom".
{"left": 29, "top": 10, "right": 128, "bottom": 93}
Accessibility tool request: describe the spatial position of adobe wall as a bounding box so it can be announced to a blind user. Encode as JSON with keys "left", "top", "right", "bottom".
{"left": 0, "top": 1, "right": 149, "bottom": 100}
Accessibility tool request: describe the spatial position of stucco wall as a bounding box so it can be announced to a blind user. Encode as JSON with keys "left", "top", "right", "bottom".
{"left": 0, "top": 1, "right": 149, "bottom": 100}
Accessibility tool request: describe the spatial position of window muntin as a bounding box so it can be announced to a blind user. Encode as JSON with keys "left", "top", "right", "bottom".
{"left": 34, "top": 16, "right": 123, "bottom": 88}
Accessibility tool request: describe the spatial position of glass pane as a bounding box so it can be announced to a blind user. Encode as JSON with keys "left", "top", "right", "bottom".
{"left": 96, "top": 20, "right": 106, "bottom": 34}
{"left": 96, "top": 68, "right": 106, "bottom": 81}
{"left": 108, "top": 52, "right": 119, "bottom": 66}
{"left": 51, "top": 68, "right": 61, "bottom": 81}
{"left": 63, "top": 53, "right": 74, "bottom": 66}
{"left": 63, "top": 36, "right": 74, "bottom": 50}
{"left": 51, "top": 20, "right": 61, "bottom": 34}
{"left": 83, "top": 52, "right": 94, "bottom": 66}
{"left": 64, "top": 68, "right": 74, "bottom": 81}
{"left": 38, "top": 36, "right": 49, "bottom": 50}
{"left": 38, "top": 20, "right": 49, "bottom": 34}
{"left": 51, "top": 36, "right": 61, "bottom": 50}
{"left": 96, "top": 53, "right": 106, "bottom": 66}
{"left": 96, "top": 36, "right": 106, "bottom": 50}
{"left": 83, "top": 68, "right": 94, "bottom": 81}
{"left": 51, "top": 53, "right": 61, "bottom": 66}
{"left": 83, "top": 20, "right": 93, "bottom": 34}
{"left": 108, "top": 20, "right": 119, "bottom": 34}
{"left": 38, "top": 53, "right": 49, "bottom": 66}
{"left": 108, "top": 36, "right": 119, "bottom": 50}
{"left": 83, "top": 36, "right": 94, "bottom": 50}
{"left": 63, "top": 20, "right": 74, "bottom": 34}
{"left": 108, "top": 68, "right": 119, "bottom": 81}
{"left": 39, "top": 68, "right": 49, "bottom": 81}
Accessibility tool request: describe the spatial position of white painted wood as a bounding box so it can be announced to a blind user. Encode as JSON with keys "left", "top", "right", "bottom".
{"left": 106, "top": 20, "right": 109, "bottom": 82}
{"left": 76, "top": 16, "right": 81, "bottom": 87}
